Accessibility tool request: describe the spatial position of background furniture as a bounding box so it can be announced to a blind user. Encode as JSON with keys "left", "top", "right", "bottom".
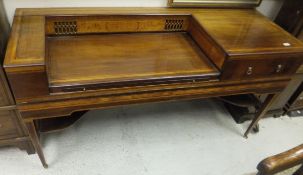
{"left": 0, "top": 0, "right": 34, "bottom": 154}
{"left": 275, "top": 0, "right": 303, "bottom": 117}
{"left": 257, "top": 144, "right": 303, "bottom": 175}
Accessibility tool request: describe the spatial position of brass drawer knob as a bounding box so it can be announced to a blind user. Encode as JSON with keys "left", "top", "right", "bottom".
{"left": 247, "top": 67, "right": 253, "bottom": 75}
{"left": 276, "top": 64, "right": 283, "bottom": 73}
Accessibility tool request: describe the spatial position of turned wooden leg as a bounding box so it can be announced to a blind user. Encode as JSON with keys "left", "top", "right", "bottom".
{"left": 26, "top": 120, "right": 48, "bottom": 168}
{"left": 244, "top": 94, "right": 279, "bottom": 138}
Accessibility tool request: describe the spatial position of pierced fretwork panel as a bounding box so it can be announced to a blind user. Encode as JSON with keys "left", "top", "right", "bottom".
{"left": 164, "top": 19, "right": 184, "bottom": 31}
{"left": 54, "top": 21, "right": 77, "bottom": 35}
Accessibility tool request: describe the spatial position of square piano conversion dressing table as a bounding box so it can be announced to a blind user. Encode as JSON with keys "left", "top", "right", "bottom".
{"left": 3, "top": 3, "right": 303, "bottom": 167}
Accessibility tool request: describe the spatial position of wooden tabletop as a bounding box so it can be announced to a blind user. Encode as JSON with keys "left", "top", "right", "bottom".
{"left": 5, "top": 8, "right": 303, "bottom": 71}
{"left": 47, "top": 32, "right": 219, "bottom": 89}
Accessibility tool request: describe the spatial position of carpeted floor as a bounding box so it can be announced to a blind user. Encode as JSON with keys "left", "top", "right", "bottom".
{"left": 0, "top": 99, "right": 302, "bottom": 175}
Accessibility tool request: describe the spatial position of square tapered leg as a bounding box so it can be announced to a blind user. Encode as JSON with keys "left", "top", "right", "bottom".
{"left": 26, "top": 120, "right": 48, "bottom": 168}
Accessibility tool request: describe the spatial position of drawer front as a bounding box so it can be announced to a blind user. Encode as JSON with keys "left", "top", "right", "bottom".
{"left": 0, "top": 69, "right": 14, "bottom": 107}
{"left": 0, "top": 110, "right": 19, "bottom": 139}
{"left": 221, "top": 58, "right": 302, "bottom": 80}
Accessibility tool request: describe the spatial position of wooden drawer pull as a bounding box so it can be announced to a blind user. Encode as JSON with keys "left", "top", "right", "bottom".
{"left": 247, "top": 67, "right": 253, "bottom": 75}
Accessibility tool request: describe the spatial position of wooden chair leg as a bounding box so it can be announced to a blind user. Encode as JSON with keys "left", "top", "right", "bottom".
{"left": 26, "top": 120, "right": 48, "bottom": 168}
{"left": 244, "top": 93, "right": 279, "bottom": 138}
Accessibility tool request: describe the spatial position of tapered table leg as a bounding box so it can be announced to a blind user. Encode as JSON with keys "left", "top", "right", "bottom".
{"left": 26, "top": 120, "right": 48, "bottom": 168}
{"left": 244, "top": 93, "right": 279, "bottom": 138}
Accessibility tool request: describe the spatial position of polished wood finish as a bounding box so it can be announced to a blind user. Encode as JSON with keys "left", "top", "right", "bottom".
{"left": 0, "top": 110, "right": 22, "bottom": 139}
{"left": 47, "top": 32, "right": 218, "bottom": 92}
{"left": 0, "top": 68, "right": 14, "bottom": 106}
{"left": 26, "top": 120, "right": 47, "bottom": 168}
{"left": 3, "top": 15, "right": 45, "bottom": 69}
{"left": 5, "top": 9, "right": 303, "bottom": 72}
{"left": 224, "top": 0, "right": 303, "bottom": 121}
{"left": 7, "top": 71, "right": 49, "bottom": 99}
{"left": 5, "top": 9, "right": 303, "bottom": 100}
{"left": 18, "top": 79, "right": 289, "bottom": 121}
{"left": 0, "top": 72, "right": 35, "bottom": 153}
{"left": 46, "top": 15, "right": 190, "bottom": 35}
{"left": 4, "top": 7, "right": 303, "bottom": 167}
{"left": 221, "top": 56, "right": 302, "bottom": 80}
{"left": 0, "top": 1, "right": 35, "bottom": 154}
{"left": 257, "top": 144, "right": 303, "bottom": 175}
{"left": 188, "top": 17, "right": 226, "bottom": 69}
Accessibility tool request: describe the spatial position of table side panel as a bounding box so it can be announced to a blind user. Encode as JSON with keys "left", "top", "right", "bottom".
{"left": 0, "top": 110, "right": 22, "bottom": 140}
{"left": 18, "top": 79, "right": 289, "bottom": 120}
{"left": 0, "top": 67, "right": 15, "bottom": 107}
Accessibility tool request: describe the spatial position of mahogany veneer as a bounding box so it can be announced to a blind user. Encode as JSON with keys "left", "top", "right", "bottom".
{"left": 47, "top": 33, "right": 219, "bottom": 92}
{"left": 0, "top": 2, "right": 34, "bottom": 154}
{"left": 3, "top": 8, "right": 303, "bottom": 168}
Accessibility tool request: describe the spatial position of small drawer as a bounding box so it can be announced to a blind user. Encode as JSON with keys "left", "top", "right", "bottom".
{"left": 221, "top": 58, "right": 302, "bottom": 80}
{"left": 0, "top": 110, "right": 19, "bottom": 139}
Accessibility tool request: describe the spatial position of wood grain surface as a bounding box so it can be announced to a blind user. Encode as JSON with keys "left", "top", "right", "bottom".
{"left": 3, "top": 8, "right": 303, "bottom": 167}
{"left": 47, "top": 33, "right": 218, "bottom": 90}
{"left": 257, "top": 144, "right": 303, "bottom": 175}
{"left": 5, "top": 8, "right": 303, "bottom": 71}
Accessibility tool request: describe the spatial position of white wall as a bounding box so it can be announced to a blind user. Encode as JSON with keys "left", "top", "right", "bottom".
{"left": 3, "top": 0, "right": 166, "bottom": 25}
{"left": 3, "top": 0, "right": 284, "bottom": 25}
{"left": 257, "top": 0, "right": 285, "bottom": 20}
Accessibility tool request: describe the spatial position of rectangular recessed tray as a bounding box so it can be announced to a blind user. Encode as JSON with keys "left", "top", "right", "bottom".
{"left": 46, "top": 32, "right": 219, "bottom": 93}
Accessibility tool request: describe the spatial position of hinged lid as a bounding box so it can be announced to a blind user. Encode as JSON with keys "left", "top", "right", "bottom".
{"left": 46, "top": 32, "right": 219, "bottom": 93}
{"left": 168, "top": 0, "right": 262, "bottom": 8}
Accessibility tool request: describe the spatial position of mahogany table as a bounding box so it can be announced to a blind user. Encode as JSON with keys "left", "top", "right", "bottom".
{"left": 4, "top": 8, "right": 303, "bottom": 167}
